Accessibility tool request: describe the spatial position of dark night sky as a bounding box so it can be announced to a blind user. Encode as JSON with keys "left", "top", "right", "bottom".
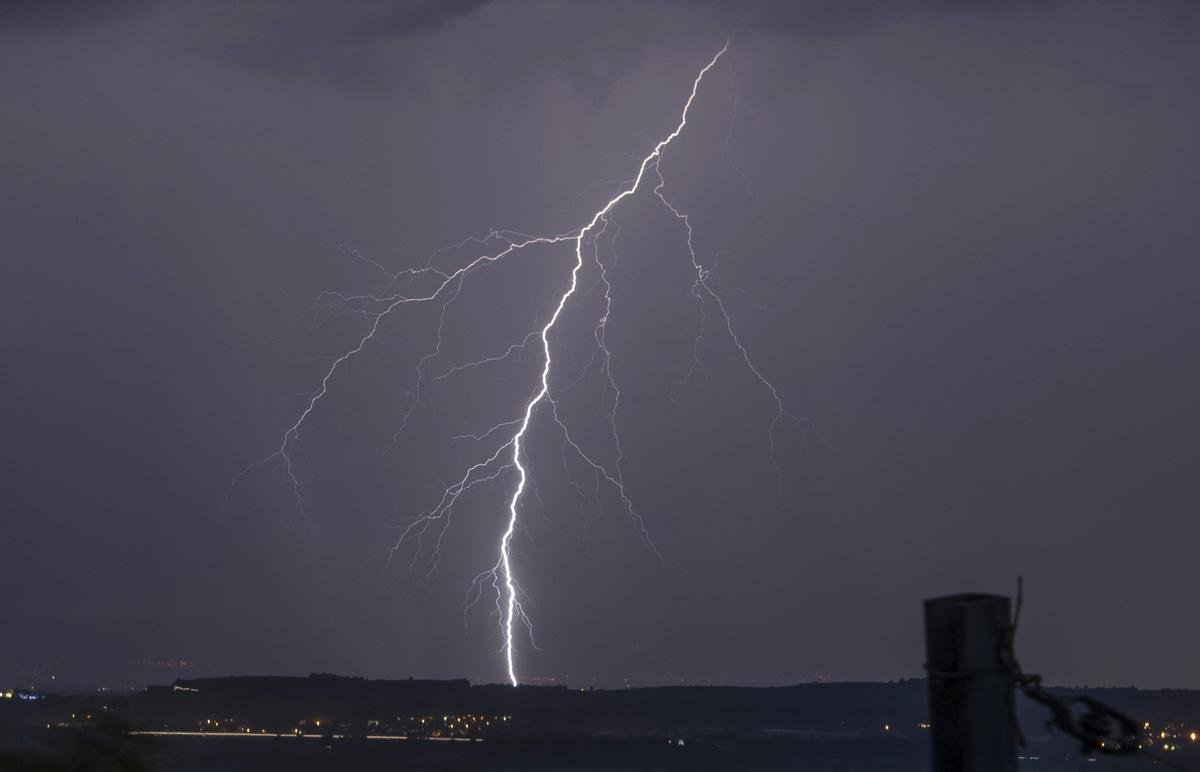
{"left": 2, "top": 1, "right": 1198, "bottom": 690}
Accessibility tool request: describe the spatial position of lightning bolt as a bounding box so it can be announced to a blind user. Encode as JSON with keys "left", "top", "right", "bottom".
{"left": 232, "top": 41, "right": 804, "bottom": 686}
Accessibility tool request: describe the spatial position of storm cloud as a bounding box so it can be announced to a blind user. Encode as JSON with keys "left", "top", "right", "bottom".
{"left": 2, "top": 1, "right": 1198, "bottom": 691}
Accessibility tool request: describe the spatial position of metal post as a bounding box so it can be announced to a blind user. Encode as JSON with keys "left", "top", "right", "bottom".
{"left": 924, "top": 593, "right": 1017, "bottom": 772}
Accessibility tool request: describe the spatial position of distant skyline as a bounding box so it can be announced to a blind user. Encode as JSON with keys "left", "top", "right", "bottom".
{"left": 3, "top": 0, "right": 1199, "bottom": 690}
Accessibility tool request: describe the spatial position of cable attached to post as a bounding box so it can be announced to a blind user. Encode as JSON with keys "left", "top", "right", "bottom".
{"left": 1004, "top": 578, "right": 1190, "bottom": 771}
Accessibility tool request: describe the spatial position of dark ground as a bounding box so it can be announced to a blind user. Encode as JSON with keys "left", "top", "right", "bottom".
{"left": 2, "top": 677, "right": 1198, "bottom": 770}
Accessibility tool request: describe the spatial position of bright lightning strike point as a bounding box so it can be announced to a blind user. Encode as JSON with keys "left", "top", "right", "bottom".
{"left": 233, "top": 41, "right": 804, "bottom": 688}
{"left": 494, "top": 42, "right": 730, "bottom": 686}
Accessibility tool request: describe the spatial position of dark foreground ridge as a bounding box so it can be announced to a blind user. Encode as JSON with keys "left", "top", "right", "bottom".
{"left": 2, "top": 675, "right": 1199, "bottom": 770}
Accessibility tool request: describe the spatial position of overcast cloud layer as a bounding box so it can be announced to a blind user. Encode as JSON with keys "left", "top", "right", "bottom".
{"left": 2, "top": 1, "right": 1198, "bottom": 690}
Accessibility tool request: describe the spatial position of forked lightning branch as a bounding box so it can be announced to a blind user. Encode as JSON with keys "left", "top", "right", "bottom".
{"left": 233, "top": 42, "right": 803, "bottom": 686}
